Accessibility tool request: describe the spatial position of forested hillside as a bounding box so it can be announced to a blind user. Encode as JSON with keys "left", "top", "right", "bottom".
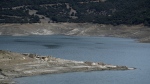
{"left": 0, "top": 0, "right": 150, "bottom": 26}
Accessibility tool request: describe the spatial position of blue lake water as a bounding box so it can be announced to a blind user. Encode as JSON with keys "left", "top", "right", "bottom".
{"left": 0, "top": 35, "right": 150, "bottom": 84}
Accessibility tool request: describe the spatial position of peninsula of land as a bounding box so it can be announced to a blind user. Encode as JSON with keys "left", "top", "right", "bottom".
{"left": 0, "top": 50, "right": 135, "bottom": 84}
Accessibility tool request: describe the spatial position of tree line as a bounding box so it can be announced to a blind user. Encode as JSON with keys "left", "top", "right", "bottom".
{"left": 0, "top": 0, "right": 150, "bottom": 26}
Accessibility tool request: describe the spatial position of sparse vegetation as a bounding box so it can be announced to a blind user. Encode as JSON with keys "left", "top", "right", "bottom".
{"left": 0, "top": 0, "right": 150, "bottom": 26}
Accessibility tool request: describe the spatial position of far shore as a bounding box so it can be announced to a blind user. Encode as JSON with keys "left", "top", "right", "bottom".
{"left": 0, "top": 23, "right": 150, "bottom": 43}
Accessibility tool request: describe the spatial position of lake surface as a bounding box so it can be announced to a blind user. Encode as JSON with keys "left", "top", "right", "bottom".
{"left": 0, "top": 35, "right": 150, "bottom": 84}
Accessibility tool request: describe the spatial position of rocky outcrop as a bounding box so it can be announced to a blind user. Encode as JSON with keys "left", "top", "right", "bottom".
{"left": 0, "top": 50, "right": 135, "bottom": 83}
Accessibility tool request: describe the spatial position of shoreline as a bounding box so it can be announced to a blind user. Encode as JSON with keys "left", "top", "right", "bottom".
{"left": 0, "top": 50, "right": 135, "bottom": 84}
{"left": 0, "top": 23, "right": 150, "bottom": 43}
{"left": 0, "top": 23, "right": 147, "bottom": 83}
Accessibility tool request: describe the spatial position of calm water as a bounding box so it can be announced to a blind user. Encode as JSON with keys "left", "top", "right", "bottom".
{"left": 0, "top": 35, "right": 150, "bottom": 84}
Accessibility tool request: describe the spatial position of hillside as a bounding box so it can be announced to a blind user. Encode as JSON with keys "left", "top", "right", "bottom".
{"left": 0, "top": 23, "right": 150, "bottom": 43}
{"left": 0, "top": 0, "right": 150, "bottom": 26}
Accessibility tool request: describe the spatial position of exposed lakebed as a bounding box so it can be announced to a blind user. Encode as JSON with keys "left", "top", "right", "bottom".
{"left": 0, "top": 35, "right": 150, "bottom": 84}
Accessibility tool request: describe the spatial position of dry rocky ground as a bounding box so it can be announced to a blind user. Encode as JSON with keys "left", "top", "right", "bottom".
{"left": 0, "top": 50, "right": 135, "bottom": 84}
{"left": 0, "top": 23, "right": 150, "bottom": 43}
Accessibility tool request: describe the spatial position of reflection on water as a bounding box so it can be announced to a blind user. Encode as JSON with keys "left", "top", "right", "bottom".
{"left": 43, "top": 44, "right": 61, "bottom": 49}
{"left": 0, "top": 35, "right": 150, "bottom": 84}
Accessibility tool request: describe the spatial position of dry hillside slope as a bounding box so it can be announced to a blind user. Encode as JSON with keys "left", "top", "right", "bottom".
{"left": 0, "top": 23, "right": 150, "bottom": 43}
